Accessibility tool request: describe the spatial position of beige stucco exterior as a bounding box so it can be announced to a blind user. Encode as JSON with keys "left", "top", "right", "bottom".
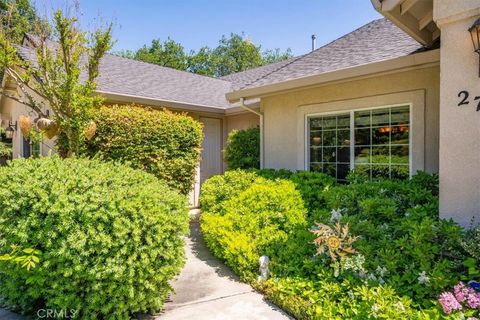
{"left": 260, "top": 66, "right": 440, "bottom": 175}
{"left": 434, "top": 0, "right": 480, "bottom": 226}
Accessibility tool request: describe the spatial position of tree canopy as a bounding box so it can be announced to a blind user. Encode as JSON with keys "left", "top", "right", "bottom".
{"left": 0, "top": 4, "right": 113, "bottom": 156}
{"left": 118, "top": 33, "right": 293, "bottom": 77}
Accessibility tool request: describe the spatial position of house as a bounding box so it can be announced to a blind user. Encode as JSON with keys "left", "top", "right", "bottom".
{"left": 1, "top": 0, "right": 479, "bottom": 225}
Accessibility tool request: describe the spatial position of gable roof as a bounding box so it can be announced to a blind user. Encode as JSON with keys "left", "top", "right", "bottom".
{"left": 14, "top": 18, "right": 431, "bottom": 112}
{"left": 233, "top": 19, "right": 427, "bottom": 92}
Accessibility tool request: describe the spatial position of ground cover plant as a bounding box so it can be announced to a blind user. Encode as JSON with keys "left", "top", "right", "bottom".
{"left": 0, "top": 156, "right": 190, "bottom": 319}
{"left": 200, "top": 169, "right": 479, "bottom": 319}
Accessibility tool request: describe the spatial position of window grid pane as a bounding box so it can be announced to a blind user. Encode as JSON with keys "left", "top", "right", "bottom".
{"left": 309, "top": 114, "right": 350, "bottom": 182}
{"left": 309, "top": 106, "right": 409, "bottom": 182}
{"left": 353, "top": 106, "right": 409, "bottom": 179}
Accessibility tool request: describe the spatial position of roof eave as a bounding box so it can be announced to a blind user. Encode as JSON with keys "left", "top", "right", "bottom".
{"left": 97, "top": 90, "right": 227, "bottom": 114}
{"left": 226, "top": 49, "right": 440, "bottom": 102}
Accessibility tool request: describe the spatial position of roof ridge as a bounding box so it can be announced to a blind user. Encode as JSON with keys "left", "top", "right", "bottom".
{"left": 235, "top": 55, "right": 306, "bottom": 90}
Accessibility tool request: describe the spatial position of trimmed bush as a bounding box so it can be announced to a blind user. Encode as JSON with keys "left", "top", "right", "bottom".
{"left": 201, "top": 178, "right": 307, "bottom": 279}
{"left": 85, "top": 104, "right": 203, "bottom": 195}
{"left": 223, "top": 127, "right": 260, "bottom": 169}
{"left": 0, "top": 156, "right": 189, "bottom": 319}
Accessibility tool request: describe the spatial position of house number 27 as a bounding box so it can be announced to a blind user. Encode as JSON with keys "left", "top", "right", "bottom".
{"left": 458, "top": 91, "right": 480, "bottom": 111}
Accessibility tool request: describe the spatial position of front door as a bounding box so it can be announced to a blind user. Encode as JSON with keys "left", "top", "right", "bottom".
{"left": 200, "top": 117, "right": 222, "bottom": 184}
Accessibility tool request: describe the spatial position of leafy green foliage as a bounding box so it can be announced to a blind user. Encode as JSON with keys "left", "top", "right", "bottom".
{"left": 200, "top": 169, "right": 469, "bottom": 319}
{"left": 201, "top": 177, "right": 307, "bottom": 280}
{"left": 0, "top": 245, "right": 41, "bottom": 271}
{"left": 0, "top": 156, "right": 189, "bottom": 318}
{"left": 118, "top": 33, "right": 293, "bottom": 77}
{"left": 85, "top": 105, "right": 203, "bottom": 195}
{"left": 224, "top": 127, "right": 260, "bottom": 169}
{"left": 0, "top": 0, "right": 40, "bottom": 44}
{"left": 0, "top": 7, "right": 113, "bottom": 156}
{"left": 0, "top": 127, "right": 11, "bottom": 158}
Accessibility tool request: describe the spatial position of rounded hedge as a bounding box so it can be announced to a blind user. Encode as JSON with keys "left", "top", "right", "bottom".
{"left": 223, "top": 127, "right": 260, "bottom": 169}
{"left": 201, "top": 178, "right": 307, "bottom": 279}
{"left": 0, "top": 156, "right": 189, "bottom": 319}
{"left": 85, "top": 105, "right": 203, "bottom": 195}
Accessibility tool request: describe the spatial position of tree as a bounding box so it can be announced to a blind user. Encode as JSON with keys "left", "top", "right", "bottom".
{"left": 119, "top": 38, "right": 188, "bottom": 71}
{"left": 0, "top": 6, "right": 113, "bottom": 156}
{"left": 0, "top": 0, "right": 39, "bottom": 44}
{"left": 210, "top": 33, "right": 264, "bottom": 77}
{"left": 120, "top": 33, "right": 293, "bottom": 77}
{"left": 262, "top": 48, "right": 293, "bottom": 64}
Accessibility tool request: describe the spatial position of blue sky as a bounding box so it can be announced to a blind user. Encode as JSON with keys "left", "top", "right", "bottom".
{"left": 39, "top": 1, "right": 382, "bottom": 56}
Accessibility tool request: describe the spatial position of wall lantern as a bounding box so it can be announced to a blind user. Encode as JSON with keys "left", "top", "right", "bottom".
{"left": 5, "top": 121, "right": 17, "bottom": 139}
{"left": 469, "top": 18, "right": 480, "bottom": 77}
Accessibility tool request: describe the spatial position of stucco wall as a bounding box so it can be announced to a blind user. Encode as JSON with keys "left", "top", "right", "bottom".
{"left": 225, "top": 112, "right": 259, "bottom": 133}
{"left": 261, "top": 66, "right": 440, "bottom": 174}
{"left": 434, "top": 1, "right": 480, "bottom": 226}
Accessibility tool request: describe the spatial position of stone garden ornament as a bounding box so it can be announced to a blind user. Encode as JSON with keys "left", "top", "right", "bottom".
{"left": 258, "top": 255, "right": 270, "bottom": 281}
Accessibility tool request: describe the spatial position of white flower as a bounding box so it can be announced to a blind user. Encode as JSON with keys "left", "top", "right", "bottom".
{"left": 380, "top": 188, "right": 386, "bottom": 194}
{"left": 417, "top": 271, "right": 430, "bottom": 284}
{"left": 347, "top": 290, "right": 355, "bottom": 300}
{"left": 330, "top": 208, "right": 343, "bottom": 223}
{"left": 371, "top": 304, "right": 380, "bottom": 318}
{"left": 376, "top": 266, "right": 388, "bottom": 277}
{"left": 366, "top": 273, "right": 377, "bottom": 281}
{"left": 405, "top": 212, "right": 410, "bottom": 218}
{"left": 379, "top": 223, "right": 389, "bottom": 230}
{"left": 395, "top": 301, "right": 405, "bottom": 312}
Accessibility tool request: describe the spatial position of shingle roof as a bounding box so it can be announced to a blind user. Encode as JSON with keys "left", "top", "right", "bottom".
{"left": 16, "top": 45, "right": 233, "bottom": 109}
{"left": 220, "top": 56, "right": 302, "bottom": 90}
{"left": 15, "top": 18, "right": 427, "bottom": 109}
{"left": 233, "top": 18, "right": 426, "bottom": 91}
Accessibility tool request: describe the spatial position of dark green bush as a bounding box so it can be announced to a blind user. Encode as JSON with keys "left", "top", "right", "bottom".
{"left": 85, "top": 104, "right": 203, "bottom": 195}
{"left": 223, "top": 127, "right": 260, "bottom": 169}
{"left": 0, "top": 156, "right": 189, "bottom": 319}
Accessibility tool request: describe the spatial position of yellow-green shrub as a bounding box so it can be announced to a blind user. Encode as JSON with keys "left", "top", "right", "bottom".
{"left": 201, "top": 178, "right": 307, "bottom": 279}
{"left": 85, "top": 105, "right": 203, "bottom": 194}
{"left": 0, "top": 156, "right": 189, "bottom": 319}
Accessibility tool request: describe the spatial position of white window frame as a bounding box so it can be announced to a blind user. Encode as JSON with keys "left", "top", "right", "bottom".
{"left": 304, "top": 103, "right": 413, "bottom": 179}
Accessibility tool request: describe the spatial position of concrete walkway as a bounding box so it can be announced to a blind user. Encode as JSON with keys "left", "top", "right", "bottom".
{"left": 157, "top": 217, "right": 292, "bottom": 320}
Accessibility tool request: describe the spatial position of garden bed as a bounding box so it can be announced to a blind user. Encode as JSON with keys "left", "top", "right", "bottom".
{"left": 199, "top": 169, "right": 480, "bottom": 319}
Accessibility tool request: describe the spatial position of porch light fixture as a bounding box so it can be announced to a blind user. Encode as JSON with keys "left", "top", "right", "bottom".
{"left": 5, "top": 121, "right": 17, "bottom": 139}
{"left": 469, "top": 18, "right": 480, "bottom": 77}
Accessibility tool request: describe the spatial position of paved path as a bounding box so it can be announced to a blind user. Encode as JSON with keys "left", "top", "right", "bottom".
{"left": 0, "top": 214, "right": 291, "bottom": 320}
{"left": 157, "top": 216, "right": 292, "bottom": 320}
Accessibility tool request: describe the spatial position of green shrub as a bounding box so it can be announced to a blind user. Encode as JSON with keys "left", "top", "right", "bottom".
{"left": 200, "top": 169, "right": 258, "bottom": 214}
{"left": 85, "top": 104, "right": 203, "bottom": 195}
{"left": 223, "top": 127, "right": 260, "bottom": 169}
{"left": 200, "top": 170, "right": 467, "bottom": 319}
{"left": 253, "top": 169, "right": 336, "bottom": 213}
{"left": 0, "top": 156, "right": 189, "bottom": 319}
{"left": 201, "top": 178, "right": 307, "bottom": 279}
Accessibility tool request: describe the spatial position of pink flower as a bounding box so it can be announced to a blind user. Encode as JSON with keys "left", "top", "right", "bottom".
{"left": 454, "top": 282, "right": 469, "bottom": 303}
{"left": 454, "top": 282, "right": 480, "bottom": 309}
{"left": 439, "top": 292, "right": 462, "bottom": 314}
{"left": 467, "top": 317, "right": 479, "bottom": 320}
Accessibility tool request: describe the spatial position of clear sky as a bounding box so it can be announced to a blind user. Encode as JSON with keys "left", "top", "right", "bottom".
{"left": 38, "top": 0, "right": 382, "bottom": 56}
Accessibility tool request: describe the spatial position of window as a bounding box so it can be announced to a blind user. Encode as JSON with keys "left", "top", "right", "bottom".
{"left": 308, "top": 105, "right": 410, "bottom": 181}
